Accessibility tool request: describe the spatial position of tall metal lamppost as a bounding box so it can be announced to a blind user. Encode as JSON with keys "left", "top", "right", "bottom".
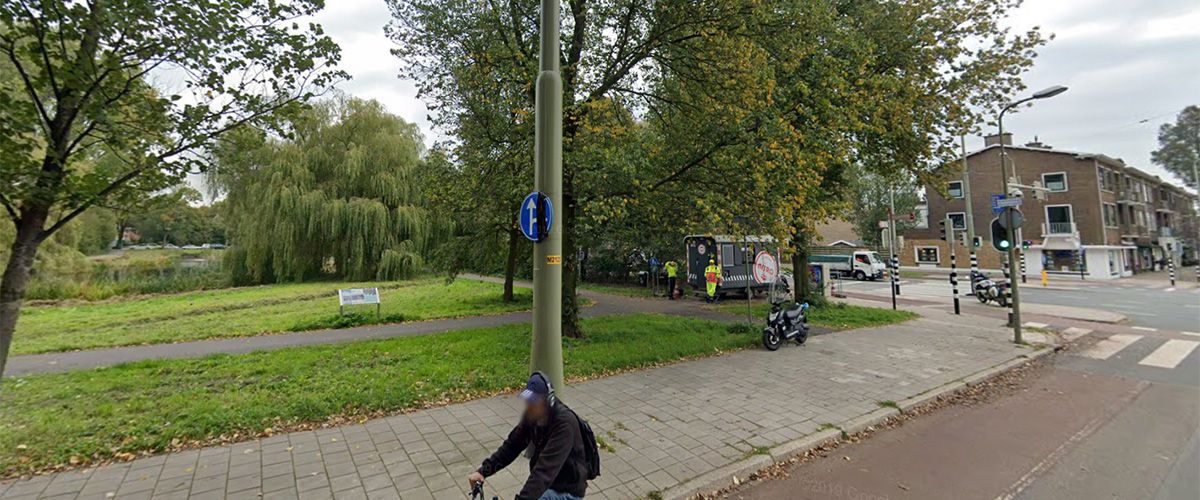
{"left": 530, "top": 0, "right": 564, "bottom": 391}
{"left": 997, "top": 85, "right": 1067, "bottom": 343}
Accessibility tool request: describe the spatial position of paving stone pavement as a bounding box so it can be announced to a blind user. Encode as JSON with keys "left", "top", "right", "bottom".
{"left": 0, "top": 314, "right": 1031, "bottom": 500}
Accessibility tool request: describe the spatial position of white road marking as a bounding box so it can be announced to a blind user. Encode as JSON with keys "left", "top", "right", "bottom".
{"left": 1132, "top": 326, "right": 1158, "bottom": 332}
{"left": 1078, "top": 334, "right": 1142, "bottom": 360}
{"left": 1182, "top": 331, "right": 1200, "bottom": 337}
{"left": 1138, "top": 340, "right": 1199, "bottom": 369}
{"left": 1165, "top": 288, "right": 1176, "bottom": 292}
{"left": 1023, "top": 322, "right": 1049, "bottom": 329}
{"left": 1061, "top": 327, "right": 1092, "bottom": 341}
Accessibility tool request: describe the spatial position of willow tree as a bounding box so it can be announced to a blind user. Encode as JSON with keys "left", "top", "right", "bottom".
{"left": 0, "top": 0, "right": 344, "bottom": 377}
{"left": 215, "top": 97, "right": 442, "bottom": 284}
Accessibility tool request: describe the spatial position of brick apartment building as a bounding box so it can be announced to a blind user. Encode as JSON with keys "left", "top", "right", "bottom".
{"left": 902, "top": 133, "right": 1198, "bottom": 279}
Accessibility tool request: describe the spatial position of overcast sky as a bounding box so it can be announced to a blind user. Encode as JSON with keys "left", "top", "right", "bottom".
{"left": 312, "top": 0, "right": 1200, "bottom": 186}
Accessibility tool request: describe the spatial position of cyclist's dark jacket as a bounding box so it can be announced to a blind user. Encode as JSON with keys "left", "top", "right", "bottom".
{"left": 478, "top": 402, "right": 588, "bottom": 499}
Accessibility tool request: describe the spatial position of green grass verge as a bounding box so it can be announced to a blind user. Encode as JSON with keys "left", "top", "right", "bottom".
{"left": 14, "top": 278, "right": 532, "bottom": 355}
{"left": 579, "top": 282, "right": 657, "bottom": 298}
{"left": 0, "top": 314, "right": 753, "bottom": 476}
{"left": 712, "top": 301, "right": 917, "bottom": 330}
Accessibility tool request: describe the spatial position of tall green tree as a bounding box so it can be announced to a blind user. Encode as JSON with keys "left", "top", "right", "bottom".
{"left": 1151, "top": 105, "right": 1200, "bottom": 190}
{"left": 213, "top": 97, "right": 442, "bottom": 284}
{"left": 0, "top": 0, "right": 345, "bottom": 377}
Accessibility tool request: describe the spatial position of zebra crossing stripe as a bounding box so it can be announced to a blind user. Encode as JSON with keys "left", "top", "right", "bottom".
{"left": 1061, "top": 327, "right": 1092, "bottom": 341}
{"left": 1138, "top": 340, "right": 1199, "bottom": 369}
{"left": 1023, "top": 322, "right": 1049, "bottom": 329}
{"left": 1078, "top": 334, "right": 1141, "bottom": 360}
{"left": 1131, "top": 326, "right": 1158, "bottom": 332}
{"left": 1181, "top": 331, "right": 1200, "bottom": 337}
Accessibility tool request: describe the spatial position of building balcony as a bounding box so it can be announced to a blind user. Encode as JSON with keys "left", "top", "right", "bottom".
{"left": 1041, "top": 222, "right": 1080, "bottom": 250}
{"left": 1159, "top": 227, "right": 1174, "bottom": 237}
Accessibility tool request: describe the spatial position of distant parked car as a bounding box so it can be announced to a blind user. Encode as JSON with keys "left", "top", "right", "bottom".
{"left": 181, "top": 245, "right": 202, "bottom": 250}
{"left": 202, "top": 243, "right": 226, "bottom": 249}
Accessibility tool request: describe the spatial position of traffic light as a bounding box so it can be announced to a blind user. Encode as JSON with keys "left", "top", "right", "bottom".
{"left": 973, "top": 236, "right": 982, "bottom": 248}
{"left": 990, "top": 218, "right": 1010, "bottom": 251}
{"left": 1021, "top": 240, "right": 1032, "bottom": 250}
{"left": 938, "top": 219, "right": 947, "bottom": 241}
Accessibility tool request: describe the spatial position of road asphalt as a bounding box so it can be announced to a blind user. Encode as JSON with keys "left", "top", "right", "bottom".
{"left": 720, "top": 327, "right": 1200, "bottom": 500}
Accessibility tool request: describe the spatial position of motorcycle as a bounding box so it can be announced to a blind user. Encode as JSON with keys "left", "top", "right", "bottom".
{"left": 762, "top": 300, "right": 810, "bottom": 350}
{"left": 970, "top": 270, "right": 1008, "bottom": 307}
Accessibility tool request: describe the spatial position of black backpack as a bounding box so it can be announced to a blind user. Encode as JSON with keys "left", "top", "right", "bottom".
{"left": 574, "top": 412, "right": 601, "bottom": 480}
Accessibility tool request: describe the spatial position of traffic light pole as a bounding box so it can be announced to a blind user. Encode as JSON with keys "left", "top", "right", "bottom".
{"left": 531, "top": 0, "right": 564, "bottom": 392}
{"left": 961, "top": 136, "right": 978, "bottom": 277}
{"left": 999, "top": 107, "right": 1022, "bottom": 344}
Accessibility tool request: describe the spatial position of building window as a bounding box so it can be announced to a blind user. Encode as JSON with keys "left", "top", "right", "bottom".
{"left": 946, "top": 212, "right": 966, "bottom": 229}
{"left": 1045, "top": 205, "right": 1073, "bottom": 234}
{"left": 915, "top": 247, "right": 939, "bottom": 264}
{"left": 947, "top": 181, "right": 964, "bottom": 199}
{"left": 1042, "top": 172, "right": 1067, "bottom": 192}
{"left": 721, "top": 243, "right": 736, "bottom": 267}
{"left": 1103, "top": 203, "right": 1117, "bottom": 228}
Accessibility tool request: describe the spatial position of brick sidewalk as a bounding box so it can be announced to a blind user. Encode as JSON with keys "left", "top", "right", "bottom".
{"left": 0, "top": 314, "right": 1033, "bottom": 500}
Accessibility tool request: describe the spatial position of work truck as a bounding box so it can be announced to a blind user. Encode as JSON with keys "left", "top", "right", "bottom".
{"left": 810, "top": 250, "right": 886, "bottom": 280}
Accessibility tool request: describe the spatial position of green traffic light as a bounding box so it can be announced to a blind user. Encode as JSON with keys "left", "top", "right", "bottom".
{"left": 998, "top": 240, "right": 1010, "bottom": 249}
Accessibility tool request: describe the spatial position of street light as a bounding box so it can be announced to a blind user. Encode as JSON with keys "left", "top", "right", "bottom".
{"left": 996, "top": 85, "right": 1068, "bottom": 344}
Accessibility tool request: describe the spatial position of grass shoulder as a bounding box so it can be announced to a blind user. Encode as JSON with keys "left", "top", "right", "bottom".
{"left": 711, "top": 300, "right": 917, "bottom": 330}
{"left": 0, "top": 313, "right": 753, "bottom": 477}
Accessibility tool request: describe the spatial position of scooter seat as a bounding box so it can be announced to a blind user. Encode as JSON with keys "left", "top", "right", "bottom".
{"left": 784, "top": 306, "right": 804, "bottom": 321}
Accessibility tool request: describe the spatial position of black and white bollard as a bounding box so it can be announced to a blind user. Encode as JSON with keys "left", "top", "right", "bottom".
{"left": 1169, "top": 257, "right": 1176, "bottom": 287}
{"left": 969, "top": 253, "right": 979, "bottom": 295}
{"left": 1003, "top": 255, "right": 1014, "bottom": 327}
{"left": 892, "top": 254, "right": 900, "bottom": 296}
{"left": 1019, "top": 250, "right": 1027, "bottom": 284}
{"left": 950, "top": 253, "right": 960, "bottom": 315}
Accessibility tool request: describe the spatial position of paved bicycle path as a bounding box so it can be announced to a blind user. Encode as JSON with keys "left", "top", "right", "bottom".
{"left": 0, "top": 310, "right": 1041, "bottom": 500}
{"left": 4, "top": 280, "right": 760, "bottom": 377}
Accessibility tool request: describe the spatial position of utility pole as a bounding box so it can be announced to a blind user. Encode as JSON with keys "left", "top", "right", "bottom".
{"left": 998, "top": 108, "right": 1022, "bottom": 343}
{"left": 961, "top": 135, "right": 980, "bottom": 280}
{"left": 531, "top": 0, "right": 564, "bottom": 392}
{"left": 995, "top": 85, "right": 1068, "bottom": 344}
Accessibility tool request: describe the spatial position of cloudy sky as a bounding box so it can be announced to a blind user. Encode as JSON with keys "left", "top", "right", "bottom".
{"left": 313, "top": 0, "right": 1200, "bottom": 186}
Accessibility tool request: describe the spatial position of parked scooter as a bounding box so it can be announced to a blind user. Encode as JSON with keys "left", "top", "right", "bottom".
{"left": 970, "top": 270, "right": 1008, "bottom": 307}
{"left": 762, "top": 300, "right": 809, "bottom": 350}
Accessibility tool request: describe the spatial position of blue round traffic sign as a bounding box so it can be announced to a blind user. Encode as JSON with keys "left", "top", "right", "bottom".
{"left": 519, "top": 192, "right": 553, "bottom": 242}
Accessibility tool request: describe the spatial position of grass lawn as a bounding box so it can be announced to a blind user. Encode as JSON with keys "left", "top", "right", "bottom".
{"left": 14, "top": 278, "right": 532, "bottom": 355}
{"left": 0, "top": 314, "right": 753, "bottom": 476}
{"left": 712, "top": 300, "right": 918, "bottom": 330}
{"left": 579, "top": 282, "right": 658, "bottom": 298}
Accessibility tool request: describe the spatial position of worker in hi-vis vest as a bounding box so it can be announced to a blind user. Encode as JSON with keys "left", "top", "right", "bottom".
{"left": 664, "top": 260, "right": 679, "bottom": 300}
{"left": 704, "top": 259, "right": 721, "bottom": 303}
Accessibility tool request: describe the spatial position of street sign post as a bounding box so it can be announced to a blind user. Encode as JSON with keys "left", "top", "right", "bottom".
{"left": 991, "top": 194, "right": 1022, "bottom": 214}
{"left": 519, "top": 191, "right": 553, "bottom": 242}
{"left": 752, "top": 251, "right": 779, "bottom": 284}
{"left": 998, "top": 207, "right": 1025, "bottom": 230}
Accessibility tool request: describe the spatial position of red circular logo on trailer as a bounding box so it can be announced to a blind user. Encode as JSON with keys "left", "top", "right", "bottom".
{"left": 753, "top": 251, "right": 778, "bottom": 283}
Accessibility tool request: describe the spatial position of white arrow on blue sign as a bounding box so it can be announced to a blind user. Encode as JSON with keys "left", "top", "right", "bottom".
{"left": 519, "top": 191, "right": 553, "bottom": 242}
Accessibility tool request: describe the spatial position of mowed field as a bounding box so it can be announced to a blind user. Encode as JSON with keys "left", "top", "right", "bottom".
{"left": 14, "top": 278, "right": 532, "bottom": 355}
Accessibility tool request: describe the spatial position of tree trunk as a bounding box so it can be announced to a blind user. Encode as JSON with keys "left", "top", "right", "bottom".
{"left": 792, "top": 228, "right": 811, "bottom": 302}
{"left": 0, "top": 208, "right": 50, "bottom": 379}
{"left": 503, "top": 222, "right": 519, "bottom": 302}
{"left": 561, "top": 182, "right": 582, "bottom": 339}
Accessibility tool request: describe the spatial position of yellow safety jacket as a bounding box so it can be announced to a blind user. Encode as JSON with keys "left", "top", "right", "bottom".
{"left": 704, "top": 265, "right": 720, "bottom": 284}
{"left": 664, "top": 261, "right": 678, "bottom": 278}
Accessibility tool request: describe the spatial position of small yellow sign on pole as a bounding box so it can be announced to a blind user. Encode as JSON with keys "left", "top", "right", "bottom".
{"left": 546, "top": 255, "right": 562, "bottom": 265}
